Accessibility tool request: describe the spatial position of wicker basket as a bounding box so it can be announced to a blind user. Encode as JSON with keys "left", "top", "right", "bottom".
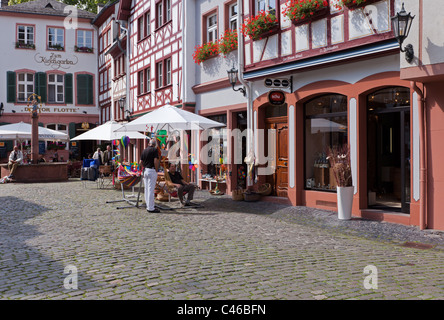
{"left": 243, "top": 191, "right": 261, "bottom": 202}
{"left": 156, "top": 192, "right": 170, "bottom": 202}
{"left": 232, "top": 189, "right": 244, "bottom": 201}
{"left": 257, "top": 183, "right": 272, "bottom": 196}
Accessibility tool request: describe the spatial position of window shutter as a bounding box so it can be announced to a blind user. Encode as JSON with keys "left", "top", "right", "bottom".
{"left": 77, "top": 74, "right": 87, "bottom": 105}
{"left": 35, "top": 72, "right": 46, "bottom": 103}
{"left": 7, "top": 71, "right": 16, "bottom": 103}
{"left": 65, "top": 73, "right": 73, "bottom": 104}
{"left": 87, "top": 74, "right": 93, "bottom": 105}
{"left": 68, "top": 122, "right": 76, "bottom": 139}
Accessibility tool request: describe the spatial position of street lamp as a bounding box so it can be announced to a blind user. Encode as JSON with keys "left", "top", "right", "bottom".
{"left": 391, "top": 2, "right": 415, "bottom": 63}
{"left": 227, "top": 66, "right": 246, "bottom": 96}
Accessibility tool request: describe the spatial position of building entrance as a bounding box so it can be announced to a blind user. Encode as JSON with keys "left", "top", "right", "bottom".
{"left": 367, "top": 87, "right": 411, "bottom": 213}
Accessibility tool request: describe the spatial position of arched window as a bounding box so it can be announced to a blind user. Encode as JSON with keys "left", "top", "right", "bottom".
{"left": 304, "top": 94, "right": 348, "bottom": 191}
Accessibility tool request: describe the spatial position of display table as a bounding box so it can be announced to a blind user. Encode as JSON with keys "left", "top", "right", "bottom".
{"left": 199, "top": 178, "right": 226, "bottom": 190}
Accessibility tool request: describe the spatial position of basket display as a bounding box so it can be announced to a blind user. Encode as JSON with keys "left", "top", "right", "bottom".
{"left": 243, "top": 191, "right": 261, "bottom": 202}
{"left": 156, "top": 191, "right": 170, "bottom": 202}
{"left": 257, "top": 183, "right": 272, "bottom": 196}
{"left": 232, "top": 189, "right": 244, "bottom": 201}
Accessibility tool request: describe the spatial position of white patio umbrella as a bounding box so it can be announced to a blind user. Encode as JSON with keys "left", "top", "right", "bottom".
{"left": 0, "top": 121, "right": 69, "bottom": 141}
{"left": 115, "top": 104, "right": 225, "bottom": 133}
{"left": 71, "top": 120, "right": 147, "bottom": 141}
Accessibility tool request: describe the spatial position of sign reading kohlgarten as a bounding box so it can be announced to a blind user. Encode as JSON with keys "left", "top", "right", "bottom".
{"left": 34, "top": 52, "right": 78, "bottom": 70}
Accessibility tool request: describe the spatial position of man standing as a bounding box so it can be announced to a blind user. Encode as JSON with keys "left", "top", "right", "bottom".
{"left": 93, "top": 148, "right": 103, "bottom": 166}
{"left": 103, "top": 145, "right": 113, "bottom": 166}
{"left": 8, "top": 145, "right": 23, "bottom": 179}
{"left": 168, "top": 163, "right": 197, "bottom": 207}
{"left": 140, "top": 138, "right": 160, "bottom": 213}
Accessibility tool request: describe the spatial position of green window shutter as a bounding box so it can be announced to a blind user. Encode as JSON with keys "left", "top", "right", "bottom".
{"left": 68, "top": 122, "right": 76, "bottom": 138}
{"left": 77, "top": 74, "right": 87, "bottom": 104}
{"left": 65, "top": 73, "right": 73, "bottom": 104}
{"left": 35, "top": 72, "right": 46, "bottom": 103}
{"left": 87, "top": 74, "right": 93, "bottom": 105}
{"left": 7, "top": 71, "right": 16, "bottom": 103}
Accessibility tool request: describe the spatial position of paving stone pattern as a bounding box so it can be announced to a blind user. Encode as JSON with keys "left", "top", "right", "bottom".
{"left": 0, "top": 180, "right": 443, "bottom": 300}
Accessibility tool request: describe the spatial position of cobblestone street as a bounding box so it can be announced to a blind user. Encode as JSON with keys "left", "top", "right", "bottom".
{"left": 0, "top": 180, "right": 443, "bottom": 301}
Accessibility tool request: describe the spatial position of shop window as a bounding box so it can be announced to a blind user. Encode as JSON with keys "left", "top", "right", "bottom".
{"left": 304, "top": 94, "right": 348, "bottom": 191}
{"left": 204, "top": 114, "right": 227, "bottom": 178}
{"left": 47, "top": 123, "right": 68, "bottom": 151}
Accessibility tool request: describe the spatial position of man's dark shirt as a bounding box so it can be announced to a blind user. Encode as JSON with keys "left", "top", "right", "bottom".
{"left": 140, "top": 146, "right": 158, "bottom": 169}
{"left": 169, "top": 171, "right": 184, "bottom": 185}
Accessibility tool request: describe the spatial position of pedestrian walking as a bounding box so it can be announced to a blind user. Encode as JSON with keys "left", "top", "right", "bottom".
{"left": 140, "top": 138, "right": 160, "bottom": 213}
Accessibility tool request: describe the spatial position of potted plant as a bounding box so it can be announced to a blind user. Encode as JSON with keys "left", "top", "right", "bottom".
{"left": 16, "top": 42, "right": 35, "bottom": 49}
{"left": 327, "top": 144, "right": 353, "bottom": 220}
{"left": 241, "top": 10, "right": 279, "bottom": 41}
{"left": 338, "top": 0, "right": 377, "bottom": 10}
{"left": 48, "top": 44, "right": 64, "bottom": 51}
{"left": 192, "top": 41, "right": 219, "bottom": 64}
{"left": 219, "top": 29, "right": 238, "bottom": 57}
{"left": 74, "top": 45, "right": 93, "bottom": 53}
{"left": 283, "top": 0, "right": 329, "bottom": 25}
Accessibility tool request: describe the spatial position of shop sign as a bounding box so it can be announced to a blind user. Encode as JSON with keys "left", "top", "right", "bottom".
{"left": 34, "top": 52, "right": 78, "bottom": 70}
{"left": 268, "top": 90, "right": 286, "bottom": 106}
{"left": 264, "top": 77, "right": 292, "bottom": 89}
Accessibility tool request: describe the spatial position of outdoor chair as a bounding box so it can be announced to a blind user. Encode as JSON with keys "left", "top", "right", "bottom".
{"left": 97, "top": 165, "right": 114, "bottom": 189}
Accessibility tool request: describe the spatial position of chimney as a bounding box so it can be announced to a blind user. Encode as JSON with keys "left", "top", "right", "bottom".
{"left": 1, "top": 0, "right": 9, "bottom": 7}
{"left": 97, "top": 3, "right": 105, "bottom": 13}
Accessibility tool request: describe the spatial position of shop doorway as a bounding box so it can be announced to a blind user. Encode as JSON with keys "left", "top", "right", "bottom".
{"left": 264, "top": 104, "right": 288, "bottom": 197}
{"left": 367, "top": 87, "right": 411, "bottom": 213}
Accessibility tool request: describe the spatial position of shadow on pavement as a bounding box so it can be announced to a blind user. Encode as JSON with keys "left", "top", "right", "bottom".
{"left": 0, "top": 196, "right": 99, "bottom": 298}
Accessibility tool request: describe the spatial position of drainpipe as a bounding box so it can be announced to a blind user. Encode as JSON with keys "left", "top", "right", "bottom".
{"left": 117, "top": 20, "right": 131, "bottom": 121}
{"left": 411, "top": 81, "right": 427, "bottom": 230}
{"left": 237, "top": 0, "right": 254, "bottom": 187}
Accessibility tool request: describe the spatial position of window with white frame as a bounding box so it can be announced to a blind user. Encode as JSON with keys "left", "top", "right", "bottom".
{"left": 165, "top": 0, "right": 171, "bottom": 21}
{"left": 77, "top": 30, "right": 93, "bottom": 49}
{"left": 47, "top": 74, "right": 64, "bottom": 103}
{"left": 229, "top": 3, "right": 238, "bottom": 30}
{"left": 17, "top": 25, "right": 34, "bottom": 45}
{"left": 156, "top": 61, "right": 163, "bottom": 88}
{"left": 157, "top": 1, "right": 163, "bottom": 28}
{"left": 48, "top": 27, "right": 64, "bottom": 50}
{"left": 17, "top": 73, "right": 34, "bottom": 102}
{"left": 207, "top": 14, "right": 217, "bottom": 42}
{"left": 256, "top": 0, "right": 276, "bottom": 14}
{"left": 165, "top": 58, "right": 171, "bottom": 86}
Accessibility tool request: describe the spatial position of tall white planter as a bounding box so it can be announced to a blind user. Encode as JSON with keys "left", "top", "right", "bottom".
{"left": 337, "top": 186, "right": 354, "bottom": 220}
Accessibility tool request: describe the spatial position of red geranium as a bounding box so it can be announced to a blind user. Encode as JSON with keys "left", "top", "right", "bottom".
{"left": 219, "top": 29, "right": 238, "bottom": 56}
{"left": 283, "top": 0, "right": 329, "bottom": 22}
{"left": 192, "top": 41, "right": 219, "bottom": 64}
{"left": 241, "top": 10, "right": 278, "bottom": 41}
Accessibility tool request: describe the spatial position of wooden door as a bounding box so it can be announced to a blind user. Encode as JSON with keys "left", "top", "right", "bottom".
{"left": 265, "top": 118, "right": 288, "bottom": 197}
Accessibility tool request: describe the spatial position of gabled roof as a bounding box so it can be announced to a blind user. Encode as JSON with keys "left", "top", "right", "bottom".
{"left": 0, "top": 0, "right": 96, "bottom": 20}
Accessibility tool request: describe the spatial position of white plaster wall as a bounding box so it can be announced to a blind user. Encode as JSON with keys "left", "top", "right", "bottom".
{"left": 0, "top": 14, "right": 98, "bottom": 115}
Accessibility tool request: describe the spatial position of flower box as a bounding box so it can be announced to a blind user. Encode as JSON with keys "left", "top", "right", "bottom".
{"left": 219, "top": 29, "right": 238, "bottom": 56}
{"left": 192, "top": 41, "right": 219, "bottom": 64}
{"left": 339, "top": 0, "right": 379, "bottom": 10}
{"left": 284, "top": 0, "right": 330, "bottom": 25}
{"left": 15, "top": 42, "right": 35, "bottom": 49}
{"left": 241, "top": 10, "right": 279, "bottom": 41}
{"left": 48, "top": 44, "right": 64, "bottom": 51}
{"left": 74, "top": 45, "right": 93, "bottom": 53}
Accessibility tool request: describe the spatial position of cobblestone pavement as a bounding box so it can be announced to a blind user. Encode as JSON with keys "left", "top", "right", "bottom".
{"left": 0, "top": 179, "right": 443, "bottom": 300}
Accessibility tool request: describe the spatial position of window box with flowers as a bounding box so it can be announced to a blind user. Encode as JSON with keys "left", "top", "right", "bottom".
{"left": 192, "top": 41, "right": 219, "bottom": 64}
{"left": 74, "top": 45, "right": 93, "bottom": 53}
{"left": 338, "top": 0, "right": 379, "bottom": 10}
{"left": 283, "top": 0, "right": 329, "bottom": 26}
{"left": 219, "top": 29, "right": 238, "bottom": 57}
{"left": 16, "top": 42, "right": 35, "bottom": 49}
{"left": 241, "top": 10, "right": 279, "bottom": 41}
{"left": 48, "top": 44, "right": 64, "bottom": 51}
